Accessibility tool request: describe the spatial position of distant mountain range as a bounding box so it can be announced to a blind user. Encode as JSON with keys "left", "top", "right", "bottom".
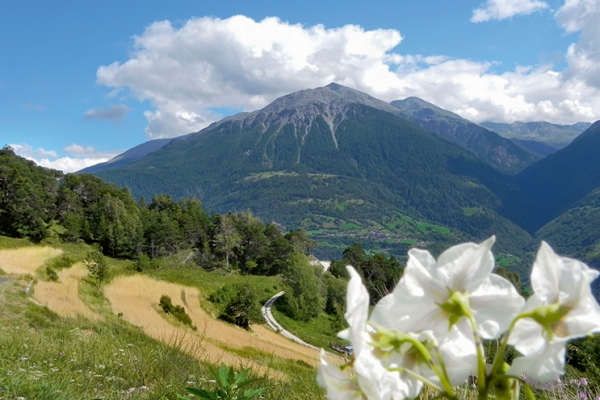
{"left": 391, "top": 97, "right": 539, "bottom": 174}
{"left": 480, "top": 121, "right": 591, "bottom": 152}
{"left": 83, "top": 83, "right": 598, "bottom": 273}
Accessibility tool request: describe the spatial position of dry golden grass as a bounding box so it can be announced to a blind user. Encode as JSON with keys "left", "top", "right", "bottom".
{"left": 0, "top": 246, "right": 63, "bottom": 275}
{"left": 33, "top": 263, "right": 101, "bottom": 321}
{"left": 104, "top": 275, "right": 320, "bottom": 374}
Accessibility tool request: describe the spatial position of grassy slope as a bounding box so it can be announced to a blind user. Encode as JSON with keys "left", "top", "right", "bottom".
{"left": 0, "top": 236, "right": 324, "bottom": 400}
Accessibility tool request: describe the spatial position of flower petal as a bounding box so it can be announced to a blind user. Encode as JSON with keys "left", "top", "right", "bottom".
{"left": 317, "top": 350, "right": 363, "bottom": 400}
{"left": 437, "top": 236, "right": 495, "bottom": 292}
{"left": 469, "top": 274, "right": 525, "bottom": 339}
{"left": 509, "top": 340, "right": 567, "bottom": 382}
{"left": 563, "top": 293, "right": 600, "bottom": 339}
{"left": 339, "top": 266, "right": 371, "bottom": 354}
{"left": 437, "top": 329, "right": 478, "bottom": 385}
{"left": 405, "top": 248, "right": 446, "bottom": 301}
{"left": 509, "top": 314, "right": 546, "bottom": 356}
{"left": 530, "top": 242, "right": 562, "bottom": 303}
{"left": 370, "top": 290, "right": 446, "bottom": 336}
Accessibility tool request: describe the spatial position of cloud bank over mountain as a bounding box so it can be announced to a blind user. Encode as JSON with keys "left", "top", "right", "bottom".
{"left": 96, "top": 3, "right": 600, "bottom": 139}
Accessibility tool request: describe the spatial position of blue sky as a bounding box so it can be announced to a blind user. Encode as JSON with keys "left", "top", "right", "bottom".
{"left": 2, "top": 0, "right": 599, "bottom": 172}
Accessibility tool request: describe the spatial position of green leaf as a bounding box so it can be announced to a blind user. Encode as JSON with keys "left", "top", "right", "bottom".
{"left": 185, "top": 387, "right": 219, "bottom": 400}
{"left": 242, "top": 388, "right": 268, "bottom": 399}
{"left": 217, "top": 364, "right": 230, "bottom": 388}
{"left": 234, "top": 368, "right": 250, "bottom": 385}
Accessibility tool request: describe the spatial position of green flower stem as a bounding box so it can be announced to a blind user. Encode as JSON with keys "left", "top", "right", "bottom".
{"left": 400, "top": 335, "right": 456, "bottom": 398}
{"left": 465, "top": 313, "right": 487, "bottom": 399}
{"left": 433, "top": 345, "right": 456, "bottom": 398}
{"left": 490, "top": 317, "right": 519, "bottom": 378}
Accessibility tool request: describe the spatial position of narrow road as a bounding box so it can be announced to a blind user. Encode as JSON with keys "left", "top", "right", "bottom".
{"left": 261, "top": 291, "right": 320, "bottom": 352}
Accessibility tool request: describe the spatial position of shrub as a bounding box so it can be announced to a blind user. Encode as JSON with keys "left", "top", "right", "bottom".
{"left": 45, "top": 266, "right": 59, "bottom": 282}
{"left": 179, "top": 364, "right": 267, "bottom": 400}
{"left": 84, "top": 245, "right": 108, "bottom": 284}
{"left": 159, "top": 295, "right": 195, "bottom": 329}
{"left": 134, "top": 253, "right": 159, "bottom": 272}
{"left": 47, "top": 255, "right": 75, "bottom": 271}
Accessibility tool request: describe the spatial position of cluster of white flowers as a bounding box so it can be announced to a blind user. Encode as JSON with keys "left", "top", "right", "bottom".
{"left": 318, "top": 237, "right": 600, "bottom": 400}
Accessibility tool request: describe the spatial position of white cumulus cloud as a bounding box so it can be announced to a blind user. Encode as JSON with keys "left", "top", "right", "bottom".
{"left": 471, "top": 0, "right": 549, "bottom": 22}
{"left": 96, "top": 13, "right": 600, "bottom": 137}
{"left": 557, "top": 0, "right": 600, "bottom": 89}
{"left": 10, "top": 143, "right": 121, "bottom": 173}
{"left": 96, "top": 16, "right": 404, "bottom": 138}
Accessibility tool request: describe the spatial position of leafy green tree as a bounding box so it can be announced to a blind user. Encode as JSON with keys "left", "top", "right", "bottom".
{"left": 224, "top": 284, "right": 262, "bottom": 329}
{"left": 231, "top": 211, "right": 269, "bottom": 275}
{"left": 212, "top": 213, "right": 242, "bottom": 272}
{"left": 280, "top": 252, "right": 324, "bottom": 321}
{"left": 0, "top": 146, "right": 60, "bottom": 241}
{"left": 331, "top": 243, "right": 403, "bottom": 303}
{"left": 178, "top": 196, "right": 211, "bottom": 248}
{"left": 257, "top": 235, "right": 294, "bottom": 275}
{"left": 285, "top": 228, "right": 317, "bottom": 256}
{"left": 84, "top": 244, "right": 109, "bottom": 284}
{"left": 323, "top": 273, "right": 348, "bottom": 331}
{"left": 91, "top": 193, "right": 143, "bottom": 257}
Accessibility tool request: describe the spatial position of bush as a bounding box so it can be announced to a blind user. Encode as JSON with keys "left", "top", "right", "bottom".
{"left": 209, "top": 285, "right": 238, "bottom": 306}
{"left": 45, "top": 255, "right": 75, "bottom": 282}
{"left": 84, "top": 245, "right": 108, "bottom": 284}
{"left": 45, "top": 266, "right": 59, "bottom": 282}
{"left": 134, "top": 253, "right": 159, "bottom": 272}
{"left": 223, "top": 284, "right": 262, "bottom": 330}
{"left": 210, "top": 284, "right": 262, "bottom": 330}
{"left": 159, "top": 295, "right": 195, "bottom": 329}
{"left": 47, "top": 255, "right": 75, "bottom": 271}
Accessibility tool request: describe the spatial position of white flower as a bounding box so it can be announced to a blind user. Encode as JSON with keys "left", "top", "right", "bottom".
{"left": 508, "top": 241, "right": 600, "bottom": 381}
{"left": 317, "top": 350, "right": 364, "bottom": 400}
{"left": 508, "top": 339, "right": 567, "bottom": 382}
{"left": 371, "top": 236, "right": 524, "bottom": 341}
{"left": 380, "top": 328, "right": 476, "bottom": 388}
{"left": 318, "top": 266, "right": 414, "bottom": 400}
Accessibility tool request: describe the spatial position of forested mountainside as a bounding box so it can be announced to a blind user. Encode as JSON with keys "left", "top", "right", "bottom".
{"left": 79, "top": 133, "right": 194, "bottom": 174}
{"left": 391, "top": 97, "right": 539, "bottom": 174}
{"left": 502, "top": 121, "right": 600, "bottom": 233}
{"left": 93, "top": 84, "right": 531, "bottom": 256}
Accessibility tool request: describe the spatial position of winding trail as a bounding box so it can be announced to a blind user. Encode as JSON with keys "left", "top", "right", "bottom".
{"left": 261, "top": 291, "right": 320, "bottom": 352}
